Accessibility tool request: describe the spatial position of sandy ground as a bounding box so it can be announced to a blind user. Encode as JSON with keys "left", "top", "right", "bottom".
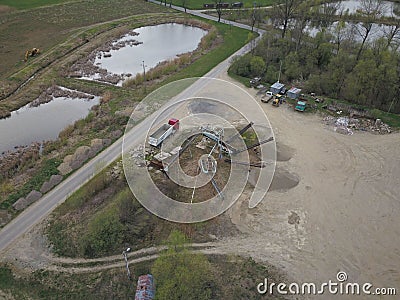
{"left": 210, "top": 72, "right": 400, "bottom": 298}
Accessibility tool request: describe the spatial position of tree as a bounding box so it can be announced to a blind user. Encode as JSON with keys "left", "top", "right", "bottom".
{"left": 284, "top": 52, "right": 301, "bottom": 81}
{"left": 382, "top": 5, "right": 400, "bottom": 50}
{"left": 291, "top": 1, "right": 310, "bottom": 51}
{"left": 250, "top": 56, "right": 266, "bottom": 76}
{"left": 214, "top": 0, "right": 223, "bottom": 22}
{"left": 152, "top": 230, "right": 214, "bottom": 300}
{"left": 354, "top": 0, "right": 386, "bottom": 61}
{"left": 314, "top": 1, "right": 343, "bottom": 29}
{"left": 271, "top": 0, "right": 302, "bottom": 38}
{"left": 182, "top": 0, "right": 187, "bottom": 12}
{"left": 331, "top": 20, "right": 347, "bottom": 52}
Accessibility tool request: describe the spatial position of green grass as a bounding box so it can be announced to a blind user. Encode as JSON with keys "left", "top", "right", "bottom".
{"left": 0, "top": 0, "right": 71, "bottom": 9}
{"left": 370, "top": 109, "right": 400, "bottom": 128}
{"left": 170, "top": 0, "right": 279, "bottom": 9}
{"left": 228, "top": 69, "right": 251, "bottom": 87}
{"left": 166, "top": 19, "right": 252, "bottom": 81}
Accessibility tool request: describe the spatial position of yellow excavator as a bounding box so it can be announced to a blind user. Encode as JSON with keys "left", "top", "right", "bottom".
{"left": 24, "top": 48, "right": 40, "bottom": 62}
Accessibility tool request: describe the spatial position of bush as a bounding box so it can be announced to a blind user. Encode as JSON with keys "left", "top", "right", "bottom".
{"left": 81, "top": 209, "right": 124, "bottom": 257}
{"left": 152, "top": 230, "right": 214, "bottom": 300}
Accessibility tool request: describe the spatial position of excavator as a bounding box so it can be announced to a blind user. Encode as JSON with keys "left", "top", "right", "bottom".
{"left": 24, "top": 48, "right": 40, "bottom": 62}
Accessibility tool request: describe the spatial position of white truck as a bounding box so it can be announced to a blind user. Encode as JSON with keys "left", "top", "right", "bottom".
{"left": 261, "top": 91, "right": 273, "bottom": 103}
{"left": 148, "top": 118, "right": 179, "bottom": 147}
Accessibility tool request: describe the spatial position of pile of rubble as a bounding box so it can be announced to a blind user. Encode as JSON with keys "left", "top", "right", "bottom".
{"left": 323, "top": 116, "right": 392, "bottom": 135}
{"left": 57, "top": 138, "right": 111, "bottom": 175}
{"left": 12, "top": 174, "right": 63, "bottom": 211}
{"left": 0, "top": 142, "right": 41, "bottom": 178}
{"left": 30, "top": 85, "right": 95, "bottom": 107}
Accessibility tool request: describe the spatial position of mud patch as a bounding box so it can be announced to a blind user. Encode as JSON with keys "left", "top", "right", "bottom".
{"left": 269, "top": 168, "right": 299, "bottom": 191}
{"left": 0, "top": 5, "right": 14, "bottom": 14}
{"left": 288, "top": 211, "right": 300, "bottom": 225}
{"left": 276, "top": 143, "right": 295, "bottom": 161}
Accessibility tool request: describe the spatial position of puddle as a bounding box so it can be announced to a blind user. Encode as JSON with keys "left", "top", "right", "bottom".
{"left": 269, "top": 168, "right": 300, "bottom": 191}
{"left": 276, "top": 143, "right": 295, "bottom": 162}
{"left": 0, "top": 88, "right": 99, "bottom": 154}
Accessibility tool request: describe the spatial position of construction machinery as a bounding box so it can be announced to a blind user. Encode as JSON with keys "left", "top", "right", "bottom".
{"left": 272, "top": 94, "right": 283, "bottom": 107}
{"left": 148, "top": 118, "right": 179, "bottom": 147}
{"left": 24, "top": 48, "right": 40, "bottom": 62}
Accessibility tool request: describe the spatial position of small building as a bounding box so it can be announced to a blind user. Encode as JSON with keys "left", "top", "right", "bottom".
{"left": 270, "top": 82, "right": 285, "bottom": 95}
{"left": 287, "top": 87, "right": 302, "bottom": 100}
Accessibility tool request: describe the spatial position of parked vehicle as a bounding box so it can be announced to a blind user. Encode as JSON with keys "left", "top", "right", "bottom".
{"left": 250, "top": 77, "right": 261, "bottom": 87}
{"left": 261, "top": 91, "right": 273, "bottom": 103}
{"left": 148, "top": 118, "right": 179, "bottom": 147}
{"left": 272, "top": 94, "right": 284, "bottom": 107}
{"left": 232, "top": 2, "right": 243, "bottom": 8}
{"left": 295, "top": 101, "right": 306, "bottom": 112}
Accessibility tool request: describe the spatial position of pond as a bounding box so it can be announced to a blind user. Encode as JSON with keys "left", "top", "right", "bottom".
{"left": 81, "top": 23, "right": 208, "bottom": 85}
{"left": 0, "top": 89, "right": 99, "bottom": 154}
{"left": 305, "top": 21, "right": 395, "bottom": 43}
{"left": 332, "top": 0, "right": 399, "bottom": 18}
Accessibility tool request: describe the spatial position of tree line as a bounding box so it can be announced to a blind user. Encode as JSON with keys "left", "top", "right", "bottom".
{"left": 229, "top": 0, "right": 400, "bottom": 113}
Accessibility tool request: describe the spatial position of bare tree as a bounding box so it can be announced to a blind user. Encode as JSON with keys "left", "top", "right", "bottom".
{"left": 214, "top": 0, "right": 223, "bottom": 22}
{"left": 331, "top": 20, "right": 347, "bottom": 53}
{"left": 355, "top": 0, "right": 387, "bottom": 61}
{"left": 291, "top": 1, "right": 311, "bottom": 52}
{"left": 271, "top": 0, "right": 302, "bottom": 38}
{"left": 251, "top": 2, "right": 257, "bottom": 32}
{"left": 383, "top": 4, "right": 400, "bottom": 49}
{"left": 250, "top": 3, "right": 266, "bottom": 32}
{"left": 319, "top": 1, "right": 342, "bottom": 28}
{"left": 182, "top": 0, "right": 187, "bottom": 12}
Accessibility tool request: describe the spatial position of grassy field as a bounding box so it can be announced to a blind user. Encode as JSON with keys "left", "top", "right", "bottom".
{"left": 0, "top": 0, "right": 171, "bottom": 80}
{"left": 0, "top": 0, "right": 72, "bottom": 10}
{"left": 170, "top": 0, "right": 279, "bottom": 9}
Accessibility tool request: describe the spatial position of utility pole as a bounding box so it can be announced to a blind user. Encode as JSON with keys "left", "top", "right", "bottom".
{"left": 123, "top": 247, "right": 131, "bottom": 280}
{"left": 278, "top": 60, "right": 282, "bottom": 83}
{"left": 141, "top": 60, "right": 147, "bottom": 92}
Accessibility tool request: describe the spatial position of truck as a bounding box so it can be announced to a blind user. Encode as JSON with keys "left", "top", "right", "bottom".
{"left": 295, "top": 100, "right": 306, "bottom": 112}
{"left": 261, "top": 91, "right": 273, "bottom": 103}
{"left": 148, "top": 118, "right": 179, "bottom": 147}
{"left": 135, "top": 274, "right": 155, "bottom": 300}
